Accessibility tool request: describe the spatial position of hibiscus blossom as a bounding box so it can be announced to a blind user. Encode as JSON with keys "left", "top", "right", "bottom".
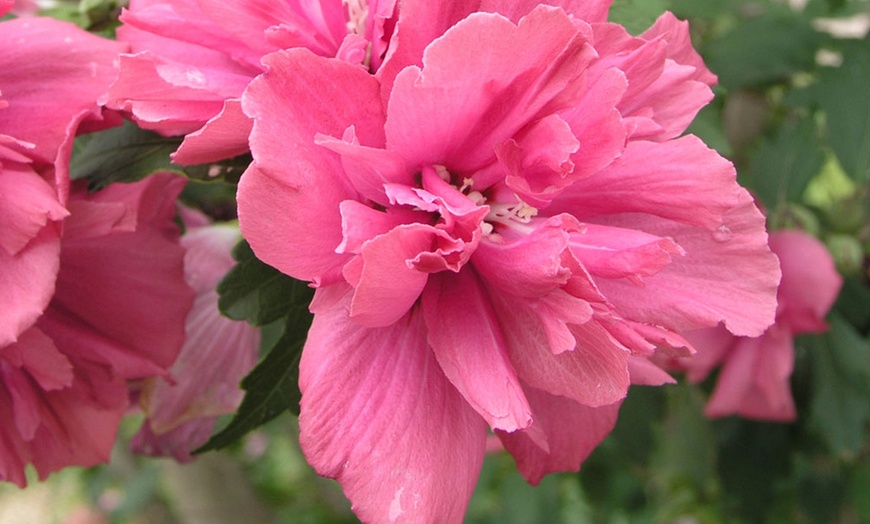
{"left": 105, "top": 0, "right": 398, "bottom": 164}
{"left": 1, "top": 16, "right": 125, "bottom": 348}
{"left": 132, "top": 217, "right": 260, "bottom": 462}
{"left": 237, "top": 2, "right": 780, "bottom": 521}
{"left": 0, "top": 172, "right": 193, "bottom": 486}
{"left": 677, "top": 230, "right": 842, "bottom": 421}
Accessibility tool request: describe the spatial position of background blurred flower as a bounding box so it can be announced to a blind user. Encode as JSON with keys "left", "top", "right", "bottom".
{"left": 1, "top": 173, "right": 193, "bottom": 486}
{"left": 0, "top": 16, "right": 125, "bottom": 348}
{"left": 677, "top": 229, "right": 843, "bottom": 421}
{"left": 132, "top": 219, "right": 260, "bottom": 462}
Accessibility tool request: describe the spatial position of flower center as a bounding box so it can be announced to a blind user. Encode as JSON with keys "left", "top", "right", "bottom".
{"left": 429, "top": 164, "right": 539, "bottom": 239}
{"left": 343, "top": 0, "right": 369, "bottom": 37}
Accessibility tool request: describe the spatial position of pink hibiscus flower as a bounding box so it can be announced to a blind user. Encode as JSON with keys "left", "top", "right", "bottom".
{"left": 105, "top": 0, "right": 398, "bottom": 165}
{"left": 132, "top": 218, "right": 260, "bottom": 462}
{"left": 1, "top": 17, "right": 126, "bottom": 348}
{"left": 677, "top": 230, "right": 842, "bottom": 421}
{"left": 237, "top": 2, "right": 780, "bottom": 521}
{"left": 0, "top": 172, "right": 193, "bottom": 486}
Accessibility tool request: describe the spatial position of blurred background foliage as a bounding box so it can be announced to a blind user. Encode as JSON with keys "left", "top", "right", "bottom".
{"left": 2, "top": 0, "right": 870, "bottom": 522}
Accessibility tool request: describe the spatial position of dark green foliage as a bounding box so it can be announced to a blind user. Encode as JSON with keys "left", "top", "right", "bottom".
{"left": 70, "top": 120, "right": 182, "bottom": 190}
{"left": 196, "top": 241, "right": 314, "bottom": 453}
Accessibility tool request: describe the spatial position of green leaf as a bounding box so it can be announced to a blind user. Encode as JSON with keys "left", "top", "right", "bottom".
{"left": 195, "top": 310, "right": 312, "bottom": 453}
{"left": 70, "top": 120, "right": 182, "bottom": 190}
{"left": 810, "top": 36, "right": 870, "bottom": 182}
{"left": 706, "top": 11, "right": 826, "bottom": 89}
{"left": 834, "top": 277, "right": 870, "bottom": 334}
{"left": 746, "top": 117, "right": 825, "bottom": 209}
{"left": 608, "top": 0, "right": 670, "bottom": 35}
{"left": 716, "top": 419, "right": 792, "bottom": 522}
{"left": 217, "top": 241, "right": 314, "bottom": 326}
{"left": 807, "top": 313, "right": 870, "bottom": 454}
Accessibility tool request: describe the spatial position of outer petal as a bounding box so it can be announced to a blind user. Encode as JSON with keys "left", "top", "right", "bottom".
{"left": 422, "top": 269, "right": 532, "bottom": 431}
{"left": 497, "top": 386, "right": 620, "bottom": 485}
{"left": 0, "top": 17, "right": 125, "bottom": 164}
{"left": 770, "top": 230, "right": 842, "bottom": 333}
{"left": 551, "top": 136, "right": 742, "bottom": 230}
{"left": 705, "top": 325, "right": 797, "bottom": 422}
{"left": 105, "top": 51, "right": 251, "bottom": 136}
{"left": 238, "top": 49, "right": 385, "bottom": 282}
{"left": 49, "top": 174, "right": 192, "bottom": 378}
{"left": 592, "top": 190, "right": 780, "bottom": 337}
{"left": 299, "top": 305, "right": 487, "bottom": 524}
{"left": 0, "top": 220, "right": 61, "bottom": 347}
{"left": 0, "top": 167, "right": 68, "bottom": 256}
{"left": 385, "top": 7, "right": 595, "bottom": 176}
{"left": 171, "top": 99, "right": 253, "bottom": 164}
{"left": 0, "top": 342, "right": 126, "bottom": 487}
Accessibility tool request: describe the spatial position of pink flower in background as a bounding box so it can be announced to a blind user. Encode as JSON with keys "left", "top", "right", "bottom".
{"left": 132, "top": 219, "right": 260, "bottom": 462}
{"left": 1, "top": 17, "right": 126, "bottom": 348}
{"left": 677, "top": 230, "right": 843, "bottom": 421}
{"left": 237, "top": 2, "right": 780, "bottom": 521}
{"left": 105, "top": 0, "right": 398, "bottom": 165}
{"left": 0, "top": 173, "right": 193, "bottom": 486}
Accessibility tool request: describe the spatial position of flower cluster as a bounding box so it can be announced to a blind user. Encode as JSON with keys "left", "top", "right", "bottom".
{"left": 0, "top": 0, "right": 849, "bottom": 522}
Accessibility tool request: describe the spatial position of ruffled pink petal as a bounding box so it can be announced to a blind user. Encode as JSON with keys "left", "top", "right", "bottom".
{"left": 0, "top": 17, "right": 125, "bottom": 164}
{"left": 592, "top": 190, "right": 781, "bottom": 337}
{"left": 106, "top": 51, "right": 251, "bottom": 136}
{"left": 2, "top": 328, "right": 72, "bottom": 440}
{"left": 49, "top": 174, "right": 192, "bottom": 379}
{"left": 0, "top": 347, "right": 127, "bottom": 486}
{"left": 641, "top": 12, "right": 717, "bottom": 86}
{"left": 497, "top": 385, "right": 620, "bottom": 485}
{"left": 499, "top": 114, "right": 581, "bottom": 207}
{"left": 118, "top": 0, "right": 264, "bottom": 67}
{"left": 193, "top": 0, "right": 316, "bottom": 56}
{"left": 551, "top": 135, "right": 742, "bottom": 230}
{"left": 770, "top": 230, "right": 842, "bottom": 334}
{"left": 559, "top": 66, "right": 629, "bottom": 181}
{"left": 315, "top": 127, "right": 412, "bottom": 207}
{"left": 385, "top": 7, "right": 595, "bottom": 177}
{"left": 422, "top": 270, "right": 532, "bottom": 431}
{"left": 704, "top": 325, "right": 797, "bottom": 421}
{"left": 0, "top": 167, "right": 67, "bottom": 255}
{"left": 238, "top": 49, "right": 385, "bottom": 282}
{"left": 0, "top": 0, "right": 12, "bottom": 16}
{"left": 473, "top": 217, "right": 572, "bottom": 298}
{"left": 346, "top": 224, "right": 434, "bottom": 327}
{"left": 591, "top": 15, "right": 716, "bottom": 141}
{"left": 299, "top": 304, "right": 487, "bottom": 524}
{"left": 0, "top": 224, "right": 60, "bottom": 347}
{"left": 171, "top": 99, "right": 252, "bottom": 164}
{"left": 490, "top": 295, "right": 631, "bottom": 407}
{"left": 376, "top": 0, "right": 479, "bottom": 100}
